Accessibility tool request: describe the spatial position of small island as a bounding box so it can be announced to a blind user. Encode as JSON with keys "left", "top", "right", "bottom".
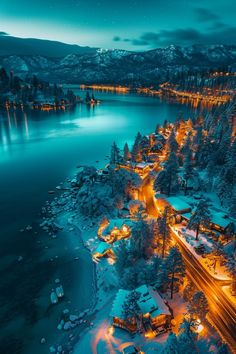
{"left": 0, "top": 67, "right": 101, "bottom": 111}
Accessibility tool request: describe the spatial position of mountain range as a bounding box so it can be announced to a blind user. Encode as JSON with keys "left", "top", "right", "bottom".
{"left": 0, "top": 35, "right": 236, "bottom": 85}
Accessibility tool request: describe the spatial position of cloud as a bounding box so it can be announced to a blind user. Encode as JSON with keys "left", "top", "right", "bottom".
{"left": 119, "top": 25, "right": 236, "bottom": 48}
{"left": 113, "top": 36, "right": 121, "bottom": 42}
{"left": 0, "top": 31, "right": 9, "bottom": 36}
{"left": 140, "top": 32, "right": 160, "bottom": 42}
{"left": 195, "top": 8, "right": 220, "bottom": 22}
{"left": 132, "top": 39, "right": 149, "bottom": 46}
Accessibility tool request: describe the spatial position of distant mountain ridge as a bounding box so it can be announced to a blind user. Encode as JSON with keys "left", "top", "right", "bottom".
{"left": 0, "top": 36, "right": 235, "bottom": 85}
{"left": 0, "top": 35, "right": 97, "bottom": 57}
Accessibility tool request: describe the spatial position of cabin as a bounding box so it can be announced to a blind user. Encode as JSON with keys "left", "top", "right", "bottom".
{"left": 134, "top": 162, "right": 154, "bottom": 176}
{"left": 179, "top": 202, "right": 235, "bottom": 237}
{"left": 92, "top": 242, "right": 115, "bottom": 262}
{"left": 156, "top": 196, "right": 192, "bottom": 224}
{"left": 149, "top": 133, "right": 166, "bottom": 147}
{"left": 98, "top": 219, "right": 133, "bottom": 243}
{"left": 110, "top": 285, "right": 172, "bottom": 335}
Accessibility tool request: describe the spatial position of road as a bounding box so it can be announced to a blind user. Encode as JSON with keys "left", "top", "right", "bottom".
{"left": 140, "top": 176, "right": 236, "bottom": 352}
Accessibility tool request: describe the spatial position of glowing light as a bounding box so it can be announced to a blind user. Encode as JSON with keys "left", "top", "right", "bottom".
{"left": 197, "top": 324, "right": 204, "bottom": 333}
{"left": 122, "top": 225, "right": 128, "bottom": 232}
{"left": 108, "top": 326, "right": 114, "bottom": 335}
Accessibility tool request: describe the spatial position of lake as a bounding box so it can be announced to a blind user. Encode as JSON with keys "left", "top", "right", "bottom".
{"left": 0, "top": 89, "right": 198, "bottom": 353}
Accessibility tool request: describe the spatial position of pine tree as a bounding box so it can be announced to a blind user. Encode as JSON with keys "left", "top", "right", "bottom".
{"left": 131, "top": 132, "right": 142, "bottom": 162}
{"left": 183, "top": 150, "right": 194, "bottom": 195}
{"left": 229, "top": 192, "right": 236, "bottom": 218}
{"left": 167, "top": 129, "right": 179, "bottom": 154}
{"left": 217, "top": 343, "right": 230, "bottom": 354}
{"left": 157, "top": 207, "right": 171, "bottom": 258}
{"left": 165, "top": 246, "right": 185, "bottom": 299}
{"left": 0, "top": 67, "right": 9, "bottom": 90}
{"left": 206, "top": 158, "right": 216, "bottom": 191}
{"left": 187, "top": 199, "right": 211, "bottom": 241}
{"left": 123, "top": 142, "right": 131, "bottom": 163}
{"left": 165, "top": 151, "right": 179, "bottom": 196}
{"left": 214, "top": 129, "right": 231, "bottom": 166}
{"left": 187, "top": 291, "right": 209, "bottom": 321}
{"left": 181, "top": 132, "right": 192, "bottom": 156}
{"left": 183, "top": 279, "right": 196, "bottom": 302}
{"left": 130, "top": 217, "right": 152, "bottom": 259}
{"left": 162, "top": 332, "right": 179, "bottom": 354}
{"left": 110, "top": 141, "right": 121, "bottom": 165}
{"left": 155, "top": 123, "right": 160, "bottom": 134}
{"left": 178, "top": 318, "right": 198, "bottom": 354}
{"left": 154, "top": 151, "right": 180, "bottom": 196}
{"left": 195, "top": 136, "right": 215, "bottom": 169}
{"left": 121, "top": 290, "right": 141, "bottom": 324}
{"left": 149, "top": 256, "right": 162, "bottom": 285}
{"left": 115, "top": 240, "right": 130, "bottom": 279}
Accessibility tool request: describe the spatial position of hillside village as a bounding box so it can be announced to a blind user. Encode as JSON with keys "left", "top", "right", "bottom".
{"left": 40, "top": 100, "right": 236, "bottom": 354}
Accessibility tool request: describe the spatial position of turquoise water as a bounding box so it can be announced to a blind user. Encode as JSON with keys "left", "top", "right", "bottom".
{"left": 0, "top": 90, "right": 197, "bottom": 353}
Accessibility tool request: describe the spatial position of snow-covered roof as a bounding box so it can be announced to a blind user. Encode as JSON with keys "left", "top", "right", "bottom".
{"left": 164, "top": 196, "right": 192, "bottom": 212}
{"left": 102, "top": 219, "right": 134, "bottom": 236}
{"left": 110, "top": 285, "right": 170, "bottom": 319}
{"left": 209, "top": 210, "right": 234, "bottom": 229}
{"left": 135, "top": 163, "right": 150, "bottom": 169}
{"left": 93, "top": 242, "right": 111, "bottom": 255}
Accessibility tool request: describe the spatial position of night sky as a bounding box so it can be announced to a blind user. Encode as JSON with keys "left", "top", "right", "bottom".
{"left": 0, "top": 0, "right": 235, "bottom": 50}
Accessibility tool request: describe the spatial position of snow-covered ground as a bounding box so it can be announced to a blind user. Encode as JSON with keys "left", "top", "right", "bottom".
{"left": 171, "top": 225, "right": 231, "bottom": 281}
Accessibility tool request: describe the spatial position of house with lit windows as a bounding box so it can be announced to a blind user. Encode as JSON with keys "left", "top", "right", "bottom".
{"left": 110, "top": 285, "right": 172, "bottom": 335}
{"left": 98, "top": 218, "right": 134, "bottom": 243}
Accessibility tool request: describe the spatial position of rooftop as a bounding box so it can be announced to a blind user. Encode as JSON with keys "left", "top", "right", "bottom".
{"left": 102, "top": 218, "right": 134, "bottom": 236}
{"left": 164, "top": 196, "right": 192, "bottom": 212}
{"left": 93, "top": 242, "right": 111, "bottom": 255}
{"left": 110, "top": 285, "right": 170, "bottom": 319}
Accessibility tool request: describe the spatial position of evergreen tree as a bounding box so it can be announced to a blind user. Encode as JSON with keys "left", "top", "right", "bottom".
{"left": 12, "top": 76, "right": 21, "bottom": 93}
{"left": 178, "top": 318, "right": 198, "bottom": 354}
{"left": 157, "top": 207, "right": 171, "bottom": 258}
{"left": 162, "top": 332, "right": 179, "bottom": 354}
{"left": 0, "top": 67, "right": 9, "bottom": 91}
{"left": 229, "top": 192, "right": 236, "bottom": 217}
{"left": 123, "top": 142, "right": 131, "bottom": 163}
{"left": 187, "top": 291, "right": 209, "bottom": 321}
{"left": 206, "top": 158, "right": 216, "bottom": 191}
{"left": 183, "top": 279, "right": 196, "bottom": 302}
{"left": 214, "top": 129, "right": 232, "bottom": 166}
{"left": 121, "top": 290, "right": 141, "bottom": 324}
{"left": 164, "top": 246, "right": 185, "bottom": 299}
{"left": 183, "top": 150, "right": 194, "bottom": 195}
{"left": 131, "top": 132, "right": 142, "bottom": 162}
{"left": 155, "top": 123, "right": 160, "bottom": 134}
{"left": 85, "top": 91, "right": 91, "bottom": 102}
{"left": 195, "top": 136, "right": 215, "bottom": 169}
{"left": 129, "top": 217, "right": 153, "bottom": 259}
{"left": 149, "top": 256, "right": 162, "bottom": 285}
{"left": 181, "top": 132, "right": 192, "bottom": 156}
{"left": 187, "top": 199, "right": 211, "bottom": 241}
{"left": 115, "top": 240, "right": 130, "bottom": 279}
{"left": 167, "top": 129, "right": 179, "bottom": 154}
{"left": 154, "top": 151, "right": 179, "bottom": 196}
{"left": 165, "top": 151, "right": 179, "bottom": 196}
{"left": 110, "top": 141, "right": 121, "bottom": 165}
{"left": 217, "top": 343, "right": 230, "bottom": 354}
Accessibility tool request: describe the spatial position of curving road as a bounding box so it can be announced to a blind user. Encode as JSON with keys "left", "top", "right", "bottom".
{"left": 140, "top": 176, "right": 236, "bottom": 353}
